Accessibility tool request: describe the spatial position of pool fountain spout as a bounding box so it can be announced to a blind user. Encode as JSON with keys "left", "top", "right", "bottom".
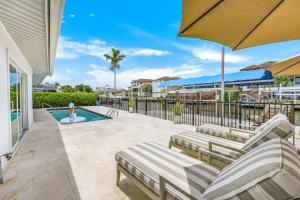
{"left": 59, "top": 103, "right": 87, "bottom": 124}
{"left": 69, "top": 103, "right": 75, "bottom": 123}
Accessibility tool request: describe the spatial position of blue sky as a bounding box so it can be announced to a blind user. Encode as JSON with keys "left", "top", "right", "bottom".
{"left": 45, "top": 0, "right": 300, "bottom": 88}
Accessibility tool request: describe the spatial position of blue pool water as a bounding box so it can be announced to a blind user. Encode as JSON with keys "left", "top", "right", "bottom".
{"left": 11, "top": 111, "right": 19, "bottom": 121}
{"left": 48, "top": 108, "right": 108, "bottom": 123}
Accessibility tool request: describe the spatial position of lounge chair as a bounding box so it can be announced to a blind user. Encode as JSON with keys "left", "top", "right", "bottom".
{"left": 115, "top": 138, "right": 300, "bottom": 200}
{"left": 170, "top": 115, "right": 294, "bottom": 169}
{"left": 196, "top": 113, "right": 288, "bottom": 143}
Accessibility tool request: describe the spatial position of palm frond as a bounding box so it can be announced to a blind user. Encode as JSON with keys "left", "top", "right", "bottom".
{"left": 104, "top": 48, "right": 125, "bottom": 72}
{"left": 103, "top": 54, "right": 112, "bottom": 61}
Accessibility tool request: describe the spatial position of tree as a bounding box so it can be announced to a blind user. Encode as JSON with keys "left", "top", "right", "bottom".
{"left": 60, "top": 85, "right": 74, "bottom": 92}
{"left": 141, "top": 84, "right": 152, "bottom": 95}
{"left": 275, "top": 76, "right": 291, "bottom": 87}
{"left": 74, "top": 84, "right": 93, "bottom": 93}
{"left": 275, "top": 76, "right": 291, "bottom": 101}
{"left": 103, "top": 48, "right": 126, "bottom": 90}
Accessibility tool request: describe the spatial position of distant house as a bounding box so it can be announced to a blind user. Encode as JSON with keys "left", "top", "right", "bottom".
{"left": 128, "top": 77, "right": 181, "bottom": 97}
{"left": 32, "top": 84, "right": 58, "bottom": 92}
{"left": 130, "top": 78, "right": 153, "bottom": 97}
{"left": 152, "top": 76, "right": 181, "bottom": 98}
{"left": 96, "top": 87, "right": 127, "bottom": 97}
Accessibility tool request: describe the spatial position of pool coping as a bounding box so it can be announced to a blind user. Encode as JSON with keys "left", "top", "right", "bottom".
{"left": 46, "top": 107, "right": 111, "bottom": 124}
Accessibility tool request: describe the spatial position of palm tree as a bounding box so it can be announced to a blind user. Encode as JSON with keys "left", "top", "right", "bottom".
{"left": 275, "top": 76, "right": 291, "bottom": 87}
{"left": 104, "top": 48, "right": 126, "bottom": 90}
{"left": 275, "top": 76, "right": 291, "bottom": 101}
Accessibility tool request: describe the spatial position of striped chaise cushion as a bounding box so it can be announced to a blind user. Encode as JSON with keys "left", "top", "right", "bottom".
{"left": 115, "top": 141, "right": 220, "bottom": 199}
{"left": 241, "top": 117, "right": 294, "bottom": 151}
{"left": 196, "top": 124, "right": 252, "bottom": 143}
{"left": 202, "top": 138, "right": 300, "bottom": 200}
{"left": 171, "top": 132, "right": 243, "bottom": 158}
{"left": 196, "top": 124, "right": 232, "bottom": 138}
{"left": 196, "top": 113, "right": 288, "bottom": 142}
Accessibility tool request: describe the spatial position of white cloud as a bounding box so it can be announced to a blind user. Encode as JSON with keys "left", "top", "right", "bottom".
{"left": 56, "top": 37, "right": 170, "bottom": 60}
{"left": 122, "top": 25, "right": 250, "bottom": 64}
{"left": 83, "top": 63, "right": 203, "bottom": 88}
{"left": 69, "top": 14, "right": 75, "bottom": 18}
{"left": 123, "top": 48, "right": 170, "bottom": 56}
{"left": 89, "top": 13, "right": 95, "bottom": 17}
{"left": 44, "top": 69, "right": 76, "bottom": 84}
{"left": 174, "top": 43, "right": 249, "bottom": 63}
{"left": 169, "top": 22, "right": 180, "bottom": 29}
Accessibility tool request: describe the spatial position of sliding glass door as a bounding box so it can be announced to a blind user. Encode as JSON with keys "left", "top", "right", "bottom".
{"left": 9, "top": 65, "right": 25, "bottom": 149}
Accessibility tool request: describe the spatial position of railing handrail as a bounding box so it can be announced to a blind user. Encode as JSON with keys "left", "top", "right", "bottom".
{"left": 42, "top": 103, "right": 53, "bottom": 109}
{"left": 101, "top": 97, "right": 296, "bottom": 125}
{"left": 106, "top": 108, "right": 118, "bottom": 117}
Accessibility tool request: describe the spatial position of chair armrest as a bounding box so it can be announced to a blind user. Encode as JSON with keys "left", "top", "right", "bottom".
{"left": 229, "top": 128, "right": 255, "bottom": 135}
{"left": 198, "top": 148, "right": 235, "bottom": 164}
{"left": 159, "top": 174, "right": 198, "bottom": 200}
{"left": 208, "top": 141, "right": 246, "bottom": 155}
{"left": 238, "top": 123, "right": 258, "bottom": 130}
{"left": 228, "top": 128, "right": 254, "bottom": 140}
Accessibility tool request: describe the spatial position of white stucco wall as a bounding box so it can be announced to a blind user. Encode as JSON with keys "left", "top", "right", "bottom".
{"left": 0, "top": 20, "right": 33, "bottom": 170}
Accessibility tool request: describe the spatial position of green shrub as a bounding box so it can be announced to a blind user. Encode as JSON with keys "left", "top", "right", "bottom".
{"left": 224, "top": 91, "right": 238, "bottom": 102}
{"left": 171, "top": 101, "right": 185, "bottom": 115}
{"left": 10, "top": 92, "right": 17, "bottom": 108}
{"left": 33, "top": 92, "right": 98, "bottom": 108}
{"left": 128, "top": 98, "right": 136, "bottom": 107}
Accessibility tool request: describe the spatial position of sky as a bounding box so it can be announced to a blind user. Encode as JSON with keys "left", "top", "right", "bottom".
{"left": 45, "top": 0, "right": 300, "bottom": 89}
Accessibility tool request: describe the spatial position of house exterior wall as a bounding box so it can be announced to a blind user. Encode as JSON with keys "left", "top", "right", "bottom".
{"left": 0, "top": 20, "right": 33, "bottom": 172}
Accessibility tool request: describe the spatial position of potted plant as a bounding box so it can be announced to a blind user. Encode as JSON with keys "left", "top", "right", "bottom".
{"left": 171, "top": 101, "right": 184, "bottom": 124}
{"left": 128, "top": 99, "right": 136, "bottom": 113}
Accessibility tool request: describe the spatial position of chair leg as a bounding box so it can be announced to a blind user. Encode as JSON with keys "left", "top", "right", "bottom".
{"left": 116, "top": 166, "right": 121, "bottom": 186}
{"left": 293, "top": 134, "right": 295, "bottom": 146}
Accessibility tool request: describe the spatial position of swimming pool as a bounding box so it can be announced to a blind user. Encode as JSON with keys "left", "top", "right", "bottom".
{"left": 48, "top": 108, "right": 109, "bottom": 123}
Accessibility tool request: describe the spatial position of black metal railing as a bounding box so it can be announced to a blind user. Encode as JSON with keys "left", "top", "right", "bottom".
{"left": 101, "top": 97, "right": 296, "bottom": 129}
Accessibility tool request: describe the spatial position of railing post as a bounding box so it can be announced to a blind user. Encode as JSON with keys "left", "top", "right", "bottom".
{"left": 127, "top": 98, "right": 129, "bottom": 112}
{"left": 192, "top": 100, "right": 195, "bottom": 126}
{"left": 145, "top": 97, "right": 147, "bottom": 115}
{"left": 235, "top": 97, "right": 238, "bottom": 128}
{"left": 135, "top": 98, "right": 138, "bottom": 113}
{"left": 221, "top": 101, "right": 224, "bottom": 126}
{"left": 239, "top": 102, "right": 242, "bottom": 128}
{"left": 164, "top": 99, "right": 167, "bottom": 120}
{"left": 292, "top": 104, "right": 295, "bottom": 124}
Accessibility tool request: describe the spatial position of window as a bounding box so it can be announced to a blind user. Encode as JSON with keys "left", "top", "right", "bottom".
{"left": 295, "top": 77, "right": 300, "bottom": 85}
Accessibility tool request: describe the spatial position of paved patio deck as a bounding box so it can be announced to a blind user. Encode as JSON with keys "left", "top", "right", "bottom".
{"left": 0, "top": 106, "right": 195, "bottom": 200}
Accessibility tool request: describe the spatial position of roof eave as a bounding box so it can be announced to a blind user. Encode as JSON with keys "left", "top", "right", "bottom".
{"left": 47, "top": 0, "right": 65, "bottom": 75}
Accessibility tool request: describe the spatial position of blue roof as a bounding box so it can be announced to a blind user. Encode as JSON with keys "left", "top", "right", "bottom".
{"left": 160, "top": 69, "right": 273, "bottom": 87}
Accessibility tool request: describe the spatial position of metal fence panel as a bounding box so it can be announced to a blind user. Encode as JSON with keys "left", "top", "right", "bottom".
{"left": 100, "top": 97, "right": 295, "bottom": 129}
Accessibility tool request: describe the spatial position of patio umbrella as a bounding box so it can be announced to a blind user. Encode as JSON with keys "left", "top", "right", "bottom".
{"left": 179, "top": 0, "right": 300, "bottom": 50}
{"left": 178, "top": 0, "right": 300, "bottom": 101}
{"left": 266, "top": 54, "right": 300, "bottom": 77}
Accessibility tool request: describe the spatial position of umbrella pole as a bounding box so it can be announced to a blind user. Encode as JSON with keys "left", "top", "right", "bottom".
{"left": 221, "top": 45, "right": 225, "bottom": 125}
{"left": 221, "top": 45, "right": 225, "bottom": 102}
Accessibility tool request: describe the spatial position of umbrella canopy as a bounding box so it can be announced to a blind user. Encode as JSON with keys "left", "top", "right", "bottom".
{"left": 266, "top": 54, "right": 300, "bottom": 76}
{"left": 179, "top": 0, "right": 300, "bottom": 50}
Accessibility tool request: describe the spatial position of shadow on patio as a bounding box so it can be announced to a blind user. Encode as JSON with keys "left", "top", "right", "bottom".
{"left": 0, "top": 110, "right": 81, "bottom": 200}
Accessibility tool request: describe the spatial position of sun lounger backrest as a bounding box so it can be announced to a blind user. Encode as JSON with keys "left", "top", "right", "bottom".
{"left": 203, "top": 138, "right": 300, "bottom": 199}
{"left": 242, "top": 117, "right": 294, "bottom": 151}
